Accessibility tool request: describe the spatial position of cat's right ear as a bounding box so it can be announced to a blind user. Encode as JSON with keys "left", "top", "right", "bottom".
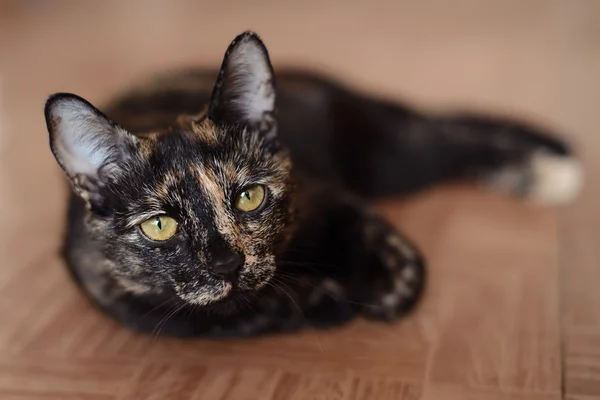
{"left": 45, "top": 93, "right": 138, "bottom": 200}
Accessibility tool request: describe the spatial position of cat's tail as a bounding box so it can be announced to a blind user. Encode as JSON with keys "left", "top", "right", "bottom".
{"left": 339, "top": 105, "right": 584, "bottom": 205}
{"left": 432, "top": 114, "right": 583, "bottom": 205}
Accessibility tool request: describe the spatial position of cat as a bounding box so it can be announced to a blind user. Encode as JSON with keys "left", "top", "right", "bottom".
{"left": 44, "top": 31, "right": 582, "bottom": 338}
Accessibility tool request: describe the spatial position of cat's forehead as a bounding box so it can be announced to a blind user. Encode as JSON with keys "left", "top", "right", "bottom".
{"left": 132, "top": 118, "right": 290, "bottom": 198}
{"left": 188, "top": 116, "right": 220, "bottom": 146}
{"left": 146, "top": 118, "right": 261, "bottom": 160}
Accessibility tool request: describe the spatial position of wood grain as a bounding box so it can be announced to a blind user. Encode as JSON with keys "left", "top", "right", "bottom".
{"left": 1, "top": 1, "right": 598, "bottom": 398}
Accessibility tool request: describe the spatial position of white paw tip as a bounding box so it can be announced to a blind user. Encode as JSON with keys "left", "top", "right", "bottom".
{"left": 529, "top": 152, "right": 584, "bottom": 205}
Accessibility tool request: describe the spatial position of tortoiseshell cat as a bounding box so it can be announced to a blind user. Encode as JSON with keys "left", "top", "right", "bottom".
{"left": 45, "top": 31, "right": 582, "bottom": 338}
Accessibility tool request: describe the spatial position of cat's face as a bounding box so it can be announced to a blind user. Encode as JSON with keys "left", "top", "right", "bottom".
{"left": 45, "top": 32, "right": 295, "bottom": 308}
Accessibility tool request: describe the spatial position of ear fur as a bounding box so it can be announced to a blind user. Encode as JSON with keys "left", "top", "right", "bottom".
{"left": 208, "top": 31, "right": 277, "bottom": 138}
{"left": 45, "top": 93, "right": 138, "bottom": 199}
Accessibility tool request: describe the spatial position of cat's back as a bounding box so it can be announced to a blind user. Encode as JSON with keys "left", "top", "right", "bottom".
{"left": 104, "top": 68, "right": 342, "bottom": 135}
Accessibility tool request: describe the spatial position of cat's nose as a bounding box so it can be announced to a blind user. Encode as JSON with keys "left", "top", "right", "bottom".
{"left": 208, "top": 252, "right": 244, "bottom": 279}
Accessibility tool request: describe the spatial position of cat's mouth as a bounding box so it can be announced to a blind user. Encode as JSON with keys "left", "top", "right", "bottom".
{"left": 173, "top": 263, "right": 276, "bottom": 306}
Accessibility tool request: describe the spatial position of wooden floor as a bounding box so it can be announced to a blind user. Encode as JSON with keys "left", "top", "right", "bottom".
{"left": 1, "top": 1, "right": 599, "bottom": 399}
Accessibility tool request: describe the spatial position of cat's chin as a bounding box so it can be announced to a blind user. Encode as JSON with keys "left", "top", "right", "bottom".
{"left": 174, "top": 280, "right": 234, "bottom": 307}
{"left": 185, "top": 288, "right": 261, "bottom": 316}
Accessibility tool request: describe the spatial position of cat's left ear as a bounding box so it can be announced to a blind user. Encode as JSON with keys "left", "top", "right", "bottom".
{"left": 208, "top": 31, "right": 277, "bottom": 138}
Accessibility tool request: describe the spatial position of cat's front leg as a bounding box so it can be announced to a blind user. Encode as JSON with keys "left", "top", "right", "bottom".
{"left": 345, "top": 213, "right": 426, "bottom": 321}
{"left": 202, "top": 199, "right": 426, "bottom": 337}
{"left": 177, "top": 280, "right": 355, "bottom": 339}
{"left": 283, "top": 194, "right": 426, "bottom": 324}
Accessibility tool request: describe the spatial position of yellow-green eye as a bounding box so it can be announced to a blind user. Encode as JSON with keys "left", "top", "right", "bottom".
{"left": 140, "top": 215, "right": 177, "bottom": 241}
{"left": 235, "top": 184, "right": 266, "bottom": 212}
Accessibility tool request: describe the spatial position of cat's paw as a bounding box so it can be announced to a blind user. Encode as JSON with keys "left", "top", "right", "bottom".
{"left": 352, "top": 220, "right": 426, "bottom": 321}
{"left": 362, "top": 258, "right": 424, "bottom": 321}
{"left": 304, "top": 279, "right": 357, "bottom": 328}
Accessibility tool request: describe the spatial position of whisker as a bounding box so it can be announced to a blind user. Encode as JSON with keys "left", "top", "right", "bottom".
{"left": 241, "top": 293, "right": 257, "bottom": 313}
{"left": 265, "top": 280, "right": 324, "bottom": 353}
{"left": 151, "top": 301, "right": 186, "bottom": 341}
{"left": 278, "top": 260, "right": 333, "bottom": 268}
{"left": 185, "top": 303, "right": 198, "bottom": 321}
{"left": 140, "top": 297, "right": 178, "bottom": 319}
{"left": 282, "top": 246, "right": 322, "bottom": 257}
{"left": 277, "top": 261, "right": 331, "bottom": 276}
{"left": 273, "top": 273, "right": 315, "bottom": 289}
{"left": 274, "top": 273, "right": 381, "bottom": 311}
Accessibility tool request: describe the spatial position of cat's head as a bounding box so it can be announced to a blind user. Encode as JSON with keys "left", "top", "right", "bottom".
{"left": 45, "top": 32, "right": 295, "bottom": 310}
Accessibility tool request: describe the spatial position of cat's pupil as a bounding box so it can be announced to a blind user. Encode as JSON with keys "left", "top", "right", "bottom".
{"left": 242, "top": 191, "right": 250, "bottom": 200}
{"left": 155, "top": 217, "right": 162, "bottom": 230}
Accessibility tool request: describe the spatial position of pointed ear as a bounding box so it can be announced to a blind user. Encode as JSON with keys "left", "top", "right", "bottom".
{"left": 45, "top": 93, "right": 138, "bottom": 199}
{"left": 208, "top": 31, "right": 277, "bottom": 138}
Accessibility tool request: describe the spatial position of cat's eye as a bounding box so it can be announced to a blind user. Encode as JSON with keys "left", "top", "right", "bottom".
{"left": 139, "top": 215, "right": 178, "bottom": 241}
{"left": 235, "top": 184, "right": 266, "bottom": 212}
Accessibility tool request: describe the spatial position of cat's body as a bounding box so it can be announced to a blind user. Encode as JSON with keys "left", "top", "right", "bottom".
{"left": 46, "top": 32, "right": 582, "bottom": 338}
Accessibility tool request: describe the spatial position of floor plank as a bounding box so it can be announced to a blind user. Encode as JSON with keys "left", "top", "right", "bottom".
{"left": 2, "top": 1, "right": 598, "bottom": 398}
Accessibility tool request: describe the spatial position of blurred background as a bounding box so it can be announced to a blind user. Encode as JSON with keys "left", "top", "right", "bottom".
{"left": 1, "top": 1, "right": 599, "bottom": 399}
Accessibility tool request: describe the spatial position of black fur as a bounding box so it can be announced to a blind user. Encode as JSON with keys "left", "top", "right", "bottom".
{"left": 45, "top": 31, "right": 579, "bottom": 338}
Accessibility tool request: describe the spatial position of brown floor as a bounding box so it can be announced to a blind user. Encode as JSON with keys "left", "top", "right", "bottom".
{"left": 1, "top": 1, "right": 599, "bottom": 399}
